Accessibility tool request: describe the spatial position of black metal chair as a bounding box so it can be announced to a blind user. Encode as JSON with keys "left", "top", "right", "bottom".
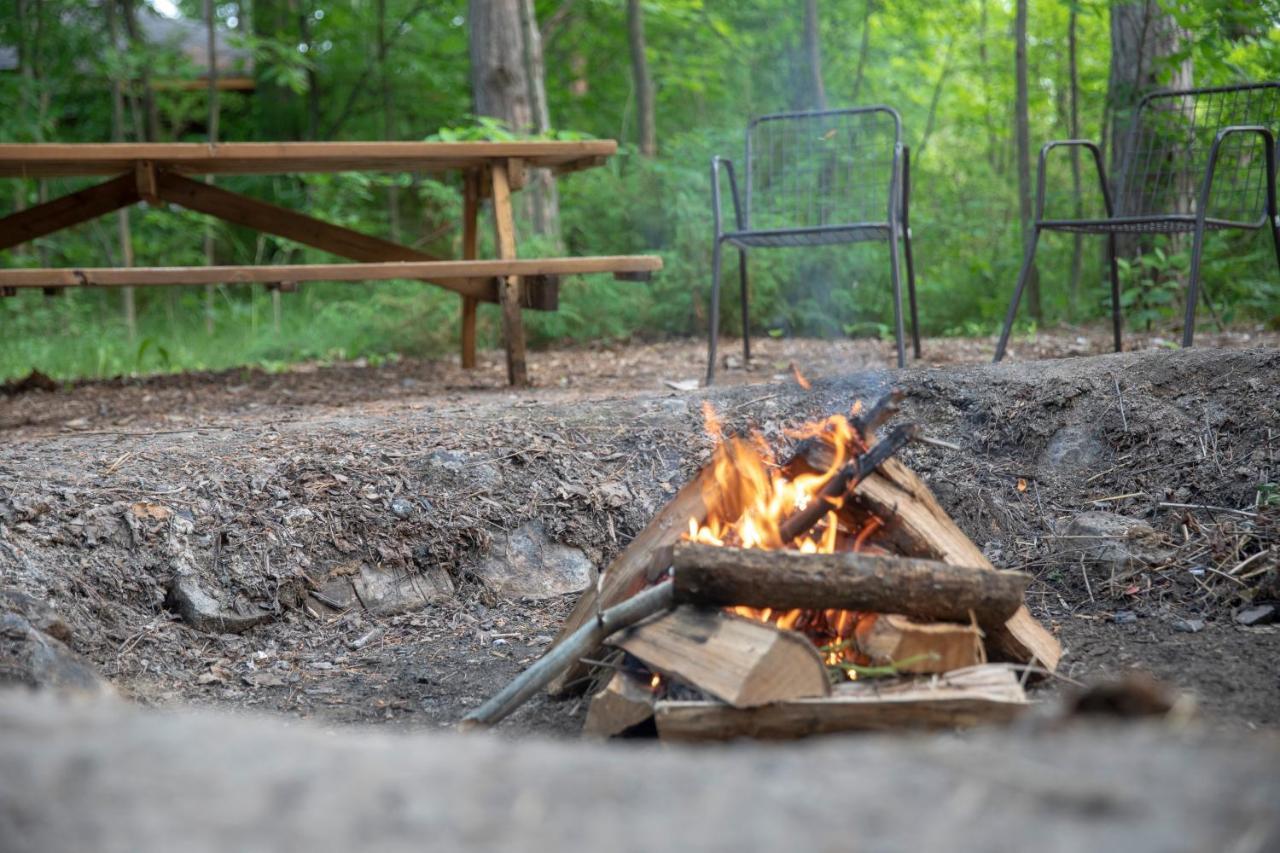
{"left": 994, "top": 81, "right": 1280, "bottom": 362}
{"left": 706, "top": 106, "right": 920, "bottom": 385}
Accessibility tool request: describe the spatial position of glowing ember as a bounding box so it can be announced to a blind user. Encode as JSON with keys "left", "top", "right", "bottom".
{"left": 684, "top": 402, "right": 884, "bottom": 678}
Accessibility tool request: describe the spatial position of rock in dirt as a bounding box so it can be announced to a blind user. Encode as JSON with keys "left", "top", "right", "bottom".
{"left": 167, "top": 573, "right": 273, "bottom": 634}
{"left": 426, "top": 449, "right": 501, "bottom": 489}
{"left": 0, "top": 602, "right": 112, "bottom": 694}
{"left": 1038, "top": 424, "right": 1108, "bottom": 477}
{"left": 1173, "top": 619, "right": 1205, "bottom": 633}
{"left": 1063, "top": 511, "right": 1170, "bottom": 570}
{"left": 1234, "top": 604, "right": 1276, "bottom": 626}
{"left": 472, "top": 521, "right": 595, "bottom": 599}
{"left": 311, "top": 562, "right": 452, "bottom": 616}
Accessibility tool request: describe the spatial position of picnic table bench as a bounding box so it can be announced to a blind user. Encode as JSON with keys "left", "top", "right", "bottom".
{"left": 0, "top": 141, "right": 662, "bottom": 386}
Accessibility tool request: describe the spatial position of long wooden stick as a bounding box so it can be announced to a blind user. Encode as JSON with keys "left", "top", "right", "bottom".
{"left": 672, "top": 543, "right": 1029, "bottom": 628}
{"left": 459, "top": 581, "right": 675, "bottom": 730}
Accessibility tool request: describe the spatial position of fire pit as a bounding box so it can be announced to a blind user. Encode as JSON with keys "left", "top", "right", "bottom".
{"left": 463, "top": 392, "right": 1061, "bottom": 739}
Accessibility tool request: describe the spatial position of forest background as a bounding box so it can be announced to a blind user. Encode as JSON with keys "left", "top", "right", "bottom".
{"left": 1, "top": 0, "right": 1277, "bottom": 380}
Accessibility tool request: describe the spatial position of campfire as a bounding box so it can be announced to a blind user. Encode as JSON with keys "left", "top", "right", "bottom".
{"left": 463, "top": 392, "right": 1062, "bottom": 740}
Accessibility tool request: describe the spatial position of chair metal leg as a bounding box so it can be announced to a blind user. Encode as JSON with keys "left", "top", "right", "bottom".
{"left": 706, "top": 237, "right": 724, "bottom": 386}
{"left": 887, "top": 228, "right": 906, "bottom": 369}
{"left": 993, "top": 227, "right": 1042, "bottom": 363}
{"left": 1107, "top": 234, "right": 1123, "bottom": 353}
{"left": 1183, "top": 216, "right": 1208, "bottom": 348}
{"left": 738, "top": 249, "right": 750, "bottom": 364}
{"left": 903, "top": 226, "right": 921, "bottom": 359}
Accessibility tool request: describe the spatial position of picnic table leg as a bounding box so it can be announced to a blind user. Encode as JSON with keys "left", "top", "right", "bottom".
{"left": 460, "top": 171, "right": 481, "bottom": 369}
{"left": 489, "top": 162, "right": 529, "bottom": 387}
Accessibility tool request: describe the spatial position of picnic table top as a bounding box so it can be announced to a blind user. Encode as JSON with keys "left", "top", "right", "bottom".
{"left": 0, "top": 140, "right": 618, "bottom": 179}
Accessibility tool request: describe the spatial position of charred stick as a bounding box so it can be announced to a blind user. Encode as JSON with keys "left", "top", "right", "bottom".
{"left": 459, "top": 580, "right": 675, "bottom": 731}
{"left": 779, "top": 423, "right": 919, "bottom": 545}
{"left": 851, "top": 389, "right": 904, "bottom": 439}
{"left": 785, "top": 390, "right": 902, "bottom": 473}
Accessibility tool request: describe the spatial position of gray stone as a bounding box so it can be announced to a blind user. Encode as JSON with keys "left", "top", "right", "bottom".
{"left": 1113, "top": 610, "right": 1138, "bottom": 625}
{"left": 389, "top": 497, "right": 415, "bottom": 519}
{"left": 426, "top": 449, "right": 501, "bottom": 489}
{"left": 472, "top": 521, "right": 595, "bottom": 599}
{"left": 0, "top": 609, "right": 112, "bottom": 695}
{"left": 1234, "top": 604, "right": 1276, "bottom": 626}
{"left": 1039, "top": 424, "right": 1107, "bottom": 477}
{"left": 1172, "top": 619, "right": 1205, "bottom": 633}
{"left": 168, "top": 573, "right": 273, "bottom": 634}
{"left": 1062, "top": 511, "right": 1170, "bottom": 570}
{"left": 350, "top": 563, "right": 452, "bottom": 615}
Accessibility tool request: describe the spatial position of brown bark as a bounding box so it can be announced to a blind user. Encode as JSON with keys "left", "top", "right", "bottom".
{"left": 105, "top": 0, "right": 137, "bottom": 340}
{"left": 671, "top": 543, "right": 1030, "bottom": 629}
{"left": 204, "top": 0, "right": 221, "bottom": 335}
{"left": 654, "top": 664, "right": 1029, "bottom": 741}
{"left": 610, "top": 606, "right": 831, "bottom": 708}
{"left": 1014, "top": 0, "right": 1041, "bottom": 322}
{"left": 627, "top": 0, "right": 657, "bottom": 156}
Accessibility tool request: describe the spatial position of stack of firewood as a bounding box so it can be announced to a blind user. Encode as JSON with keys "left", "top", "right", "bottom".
{"left": 462, "top": 395, "right": 1061, "bottom": 741}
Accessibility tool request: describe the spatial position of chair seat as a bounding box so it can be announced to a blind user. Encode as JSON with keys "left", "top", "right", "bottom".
{"left": 723, "top": 223, "right": 891, "bottom": 248}
{"left": 1039, "top": 215, "right": 1259, "bottom": 235}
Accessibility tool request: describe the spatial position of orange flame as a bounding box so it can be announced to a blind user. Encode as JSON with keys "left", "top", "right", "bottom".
{"left": 685, "top": 403, "right": 883, "bottom": 677}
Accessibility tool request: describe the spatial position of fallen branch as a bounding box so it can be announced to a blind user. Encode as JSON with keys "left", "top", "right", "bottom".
{"left": 458, "top": 581, "right": 675, "bottom": 730}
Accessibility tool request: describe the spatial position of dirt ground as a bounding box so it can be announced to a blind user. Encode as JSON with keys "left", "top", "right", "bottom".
{"left": 1, "top": 327, "right": 1277, "bottom": 738}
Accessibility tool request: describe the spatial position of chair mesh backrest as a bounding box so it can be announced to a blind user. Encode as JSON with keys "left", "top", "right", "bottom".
{"left": 745, "top": 108, "right": 901, "bottom": 231}
{"left": 1114, "top": 82, "right": 1280, "bottom": 222}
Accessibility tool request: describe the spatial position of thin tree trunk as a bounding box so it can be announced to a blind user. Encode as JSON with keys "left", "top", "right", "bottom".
{"left": 377, "top": 0, "right": 401, "bottom": 242}
{"left": 121, "top": 0, "right": 160, "bottom": 142}
{"left": 298, "top": 1, "right": 321, "bottom": 140}
{"left": 106, "top": 0, "right": 137, "bottom": 340}
{"left": 519, "top": 0, "right": 559, "bottom": 240}
{"left": 204, "top": 0, "right": 220, "bottom": 335}
{"left": 1015, "top": 0, "right": 1041, "bottom": 322}
{"left": 851, "top": 1, "right": 873, "bottom": 104}
{"left": 1067, "top": 2, "right": 1083, "bottom": 318}
{"left": 627, "top": 0, "right": 657, "bottom": 156}
{"left": 802, "top": 0, "right": 827, "bottom": 110}
{"left": 916, "top": 38, "right": 954, "bottom": 159}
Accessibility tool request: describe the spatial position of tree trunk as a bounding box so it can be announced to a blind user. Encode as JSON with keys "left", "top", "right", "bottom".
{"left": 121, "top": 0, "right": 160, "bottom": 142}
{"left": 518, "top": 0, "right": 559, "bottom": 240}
{"left": 1067, "top": 2, "right": 1083, "bottom": 318}
{"left": 204, "top": 0, "right": 221, "bottom": 335}
{"left": 377, "top": 0, "right": 401, "bottom": 243}
{"left": 1107, "top": 1, "right": 1193, "bottom": 258}
{"left": 627, "top": 0, "right": 657, "bottom": 156}
{"left": 851, "top": 0, "right": 873, "bottom": 104}
{"left": 1014, "top": 0, "right": 1042, "bottom": 323}
{"left": 469, "top": 0, "right": 559, "bottom": 239}
{"left": 802, "top": 0, "right": 827, "bottom": 110}
{"left": 105, "top": 0, "right": 137, "bottom": 340}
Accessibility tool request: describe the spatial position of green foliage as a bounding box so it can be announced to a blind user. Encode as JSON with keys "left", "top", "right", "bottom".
{"left": 1, "top": 0, "right": 1277, "bottom": 381}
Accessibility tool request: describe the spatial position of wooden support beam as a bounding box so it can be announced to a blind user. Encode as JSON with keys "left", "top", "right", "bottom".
{"left": 0, "top": 174, "right": 139, "bottom": 252}
{"left": 0, "top": 257, "right": 659, "bottom": 289}
{"left": 853, "top": 459, "right": 1062, "bottom": 671}
{"left": 583, "top": 671, "right": 656, "bottom": 737}
{"left": 654, "top": 664, "right": 1030, "bottom": 741}
{"left": 151, "top": 169, "right": 557, "bottom": 309}
{"left": 610, "top": 606, "right": 831, "bottom": 708}
{"left": 460, "top": 171, "right": 481, "bottom": 370}
{"left": 671, "top": 543, "right": 1029, "bottom": 630}
{"left": 134, "top": 161, "right": 159, "bottom": 204}
{"left": 546, "top": 462, "right": 720, "bottom": 697}
{"left": 490, "top": 162, "right": 528, "bottom": 387}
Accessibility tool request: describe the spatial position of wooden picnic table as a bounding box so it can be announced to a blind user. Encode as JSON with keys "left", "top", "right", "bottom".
{"left": 0, "top": 141, "right": 662, "bottom": 386}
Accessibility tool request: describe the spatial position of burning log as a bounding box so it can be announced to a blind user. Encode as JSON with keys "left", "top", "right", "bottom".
{"left": 609, "top": 606, "right": 831, "bottom": 708}
{"left": 852, "top": 459, "right": 1062, "bottom": 670}
{"left": 653, "top": 664, "right": 1029, "bottom": 741}
{"left": 582, "top": 671, "right": 656, "bottom": 737}
{"left": 853, "top": 614, "right": 984, "bottom": 674}
{"left": 778, "top": 423, "right": 918, "bottom": 544}
{"left": 671, "top": 543, "right": 1029, "bottom": 629}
